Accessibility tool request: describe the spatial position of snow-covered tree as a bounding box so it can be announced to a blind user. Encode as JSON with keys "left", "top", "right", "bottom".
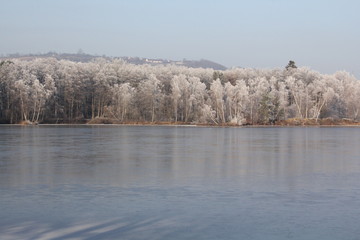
{"left": 137, "top": 74, "right": 163, "bottom": 122}
{"left": 210, "top": 79, "right": 226, "bottom": 124}
{"left": 111, "top": 83, "right": 134, "bottom": 121}
{"left": 0, "top": 58, "right": 359, "bottom": 124}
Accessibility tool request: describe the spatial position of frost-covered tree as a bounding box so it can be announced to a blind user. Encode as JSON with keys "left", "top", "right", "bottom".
{"left": 137, "top": 74, "right": 163, "bottom": 122}
{"left": 0, "top": 60, "right": 17, "bottom": 122}
{"left": 187, "top": 76, "right": 207, "bottom": 122}
{"left": 285, "top": 76, "right": 310, "bottom": 119}
{"left": 0, "top": 57, "right": 359, "bottom": 124}
{"left": 232, "top": 80, "right": 249, "bottom": 124}
{"left": 110, "top": 83, "right": 134, "bottom": 121}
{"left": 335, "top": 71, "right": 360, "bottom": 120}
{"left": 247, "top": 77, "right": 269, "bottom": 123}
{"left": 170, "top": 74, "right": 189, "bottom": 122}
{"left": 210, "top": 79, "right": 226, "bottom": 124}
{"left": 308, "top": 76, "right": 337, "bottom": 121}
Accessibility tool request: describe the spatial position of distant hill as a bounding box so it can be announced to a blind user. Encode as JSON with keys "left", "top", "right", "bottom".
{"left": 182, "top": 59, "right": 227, "bottom": 71}
{"left": 1, "top": 52, "right": 109, "bottom": 63}
{"left": 1, "top": 52, "right": 227, "bottom": 70}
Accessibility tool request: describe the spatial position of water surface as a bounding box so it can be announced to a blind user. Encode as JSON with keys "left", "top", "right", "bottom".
{"left": 1, "top": 125, "right": 360, "bottom": 239}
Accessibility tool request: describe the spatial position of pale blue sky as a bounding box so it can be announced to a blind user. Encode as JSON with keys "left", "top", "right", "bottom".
{"left": 1, "top": 0, "right": 359, "bottom": 76}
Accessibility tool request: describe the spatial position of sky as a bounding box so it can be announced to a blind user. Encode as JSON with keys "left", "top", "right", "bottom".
{"left": 1, "top": 0, "right": 359, "bottom": 77}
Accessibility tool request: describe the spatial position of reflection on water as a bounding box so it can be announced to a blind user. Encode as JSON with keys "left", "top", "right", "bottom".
{"left": 1, "top": 126, "right": 359, "bottom": 188}
{"left": 1, "top": 126, "right": 360, "bottom": 239}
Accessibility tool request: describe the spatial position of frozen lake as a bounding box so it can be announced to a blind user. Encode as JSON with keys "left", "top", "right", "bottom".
{"left": 1, "top": 125, "right": 360, "bottom": 239}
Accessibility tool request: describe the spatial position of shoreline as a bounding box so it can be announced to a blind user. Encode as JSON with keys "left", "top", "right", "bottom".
{"left": 2, "top": 122, "right": 360, "bottom": 128}
{"left": 1, "top": 117, "right": 359, "bottom": 128}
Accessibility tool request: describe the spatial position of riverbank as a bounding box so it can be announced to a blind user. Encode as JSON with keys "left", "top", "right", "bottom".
{"left": 275, "top": 118, "right": 360, "bottom": 126}
{"left": 11, "top": 117, "right": 360, "bottom": 127}
{"left": 77, "top": 117, "right": 360, "bottom": 127}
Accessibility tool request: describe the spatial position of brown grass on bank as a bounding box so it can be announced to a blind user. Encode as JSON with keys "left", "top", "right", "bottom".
{"left": 275, "top": 118, "right": 360, "bottom": 126}
{"left": 86, "top": 117, "right": 120, "bottom": 124}
{"left": 18, "top": 120, "right": 38, "bottom": 125}
{"left": 118, "top": 118, "right": 360, "bottom": 127}
{"left": 86, "top": 117, "right": 197, "bottom": 126}
{"left": 34, "top": 117, "right": 360, "bottom": 127}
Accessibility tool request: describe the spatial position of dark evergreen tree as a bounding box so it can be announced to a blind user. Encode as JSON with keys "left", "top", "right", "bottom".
{"left": 285, "top": 60, "right": 297, "bottom": 70}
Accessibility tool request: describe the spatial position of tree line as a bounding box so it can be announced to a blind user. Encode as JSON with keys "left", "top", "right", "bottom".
{"left": 0, "top": 58, "right": 359, "bottom": 124}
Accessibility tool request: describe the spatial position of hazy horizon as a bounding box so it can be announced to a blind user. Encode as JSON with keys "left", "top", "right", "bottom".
{"left": 1, "top": 0, "right": 359, "bottom": 77}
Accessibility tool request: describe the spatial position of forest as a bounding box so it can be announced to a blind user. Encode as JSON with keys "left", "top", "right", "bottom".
{"left": 0, "top": 58, "right": 359, "bottom": 125}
